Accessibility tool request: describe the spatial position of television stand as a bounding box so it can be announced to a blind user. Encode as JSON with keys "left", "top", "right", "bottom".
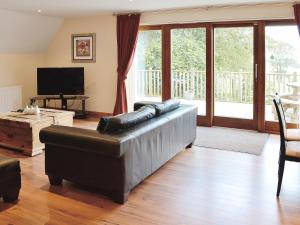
{"left": 30, "top": 95, "right": 89, "bottom": 119}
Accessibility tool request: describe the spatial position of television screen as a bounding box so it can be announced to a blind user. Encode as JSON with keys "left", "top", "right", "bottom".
{"left": 37, "top": 67, "right": 84, "bottom": 95}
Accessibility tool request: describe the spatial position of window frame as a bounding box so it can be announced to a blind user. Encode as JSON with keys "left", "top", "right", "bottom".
{"left": 138, "top": 19, "right": 297, "bottom": 133}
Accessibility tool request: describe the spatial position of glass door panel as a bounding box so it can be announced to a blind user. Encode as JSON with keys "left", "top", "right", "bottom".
{"left": 128, "top": 30, "right": 162, "bottom": 109}
{"left": 214, "top": 27, "right": 254, "bottom": 119}
{"left": 171, "top": 28, "right": 206, "bottom": 115}
{"left": 265, "top": 25, "right": 300, "bottom": 124}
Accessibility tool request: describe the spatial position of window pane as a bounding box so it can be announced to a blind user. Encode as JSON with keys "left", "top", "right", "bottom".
{"left": 265, "top": 26, "right": 300, "bottom": 123}
{"left": 214, "top": 27, "right": 254, "bottom": 119}
{"left": 128, "top": 30, "right": 162, "bottom": 108}
{"left": 171, "top": 28, "right": 206, "bottom": 115}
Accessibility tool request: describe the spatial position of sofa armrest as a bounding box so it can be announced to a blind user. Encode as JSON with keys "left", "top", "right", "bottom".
{"left": 39, "top": 125, "right": 125, "bottom": 158}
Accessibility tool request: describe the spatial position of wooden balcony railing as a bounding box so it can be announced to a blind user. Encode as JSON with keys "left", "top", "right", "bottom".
{"left": 135, "top": 69, "right": 299, "bottom": 103}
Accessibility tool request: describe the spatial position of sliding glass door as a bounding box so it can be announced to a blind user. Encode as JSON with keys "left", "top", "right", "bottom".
{"left": 265, "top": 25, "right": 300, "bottom": 127}
{"left": 213, "top": 25, "right": 257, "bottom": 128}
{"left": 171, "top": 27, "right": 206, "bottom": 115}
{"left": 130, "top": 21, "right": 297, "bottom": 132}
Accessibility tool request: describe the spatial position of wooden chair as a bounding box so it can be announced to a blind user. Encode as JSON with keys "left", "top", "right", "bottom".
{"left": 273, "top": 96, "right": 300, "bottom": 196}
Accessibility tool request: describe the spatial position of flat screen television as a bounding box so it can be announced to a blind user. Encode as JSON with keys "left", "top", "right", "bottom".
{"left": 37, "top": 67, "right": 84, "bottom": 95}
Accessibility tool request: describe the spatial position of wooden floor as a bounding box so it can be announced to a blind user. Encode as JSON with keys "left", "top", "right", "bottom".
{"left": 1, "top": 119, "right": 300, "bottom": 225}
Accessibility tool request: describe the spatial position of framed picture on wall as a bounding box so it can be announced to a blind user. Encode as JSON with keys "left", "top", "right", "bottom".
{"left": 72, "top": 33, "right": 96, "bottom": 63}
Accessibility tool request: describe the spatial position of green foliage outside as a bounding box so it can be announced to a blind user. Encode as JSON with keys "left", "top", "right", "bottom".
{"left": 171, "top": 29, "right": 206, "bottom": 71}
{"left": 266, "top": 36, "right": 298, "bottom": 74}
{"left": 214, "top": 28, "right": 253, "bottom": 72}
{"left": 136, "top": 30, "right": 162, "bottom": 71}
{"left": 136, "top": 28, "right": 299, "bottom": 74}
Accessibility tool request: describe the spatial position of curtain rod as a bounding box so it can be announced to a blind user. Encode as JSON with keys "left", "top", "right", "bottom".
{"left": 112, "top": 1, "right": 295, "bottom": 16}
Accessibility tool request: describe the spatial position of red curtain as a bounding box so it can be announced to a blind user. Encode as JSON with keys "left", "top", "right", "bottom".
{"left": 113, "top": 14, "right": 141, "bottom": 115}
{"left": 295, "top": 4, "right": 300, "bottom": 37}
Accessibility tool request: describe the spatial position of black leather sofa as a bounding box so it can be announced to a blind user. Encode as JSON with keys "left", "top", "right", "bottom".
{"left": 40, "top": 100, "right": 197, "bottom": 203}
{"left": 0, "top": 154, "right": 21, "bottom": 202}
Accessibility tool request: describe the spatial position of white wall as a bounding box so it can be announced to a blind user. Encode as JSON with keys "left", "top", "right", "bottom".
{"left": 0, "top": 53, "right": 45, "bottom": 105}
{"left": 0, "top": 9, "right": 61, "bottom": 106}
{"left": 44, "top": 15, "right": 117, "bottom": 113}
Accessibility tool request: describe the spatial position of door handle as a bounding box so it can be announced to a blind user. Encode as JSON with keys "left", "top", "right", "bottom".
{"left": 255, "top": 64, "right": 258, "bottom": 81}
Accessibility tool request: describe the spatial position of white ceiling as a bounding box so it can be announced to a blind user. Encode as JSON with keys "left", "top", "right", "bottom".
{"left": 0, "top": 0, "right": 294, "bottom": 17}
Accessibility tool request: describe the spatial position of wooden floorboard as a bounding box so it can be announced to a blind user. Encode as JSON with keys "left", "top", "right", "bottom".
{"left": 1, "top": 119, "right": 300, "bottom": 225}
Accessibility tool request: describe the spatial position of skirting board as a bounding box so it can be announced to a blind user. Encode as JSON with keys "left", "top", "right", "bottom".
{"left": 86, "top": 111, "right": 112, "bottom": 119}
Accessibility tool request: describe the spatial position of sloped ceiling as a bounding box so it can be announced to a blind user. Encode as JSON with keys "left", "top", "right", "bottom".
{"left": 0, "top": 9, "right": 63, "bottom": 53}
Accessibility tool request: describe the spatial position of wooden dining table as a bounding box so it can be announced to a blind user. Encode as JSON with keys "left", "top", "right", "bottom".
{"left": 275, "top": 82, "right": 300, "bottom": 123}
{"left": 287, "top": 82, "right": 300, "bottom": 96}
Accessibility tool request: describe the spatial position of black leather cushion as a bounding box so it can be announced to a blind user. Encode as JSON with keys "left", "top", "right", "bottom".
{"left": 153, "top": 99, "right": 180, "bottom": 116}
{"left": 135, "top": 99, "right": 180, "bottom": 116}
{"left": 97, "top": 116, "right": 112, "bottom": 132}
{"left": 104, "top": 105, "right": 156, "bottom": 133}
{"left": 134, "top": 101, "right": 157, "bottom": 111}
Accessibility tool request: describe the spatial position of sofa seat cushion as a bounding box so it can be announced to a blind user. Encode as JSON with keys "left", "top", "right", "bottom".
{"left": 286, "top": 129, "right": 300, "bottom": 141}
{"left": 286, "top": 141, "right": 300, "bottom": 158}
{"left": 0, "top": 155, "right": 20, "bottom": 177}
{"left": 104, "top": 105, "right": 156, "bottom": 132}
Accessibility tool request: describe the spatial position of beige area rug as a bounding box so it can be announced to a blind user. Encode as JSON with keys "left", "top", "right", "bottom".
{"left": 194, "top": 126, "right": 269, "bottom": 155}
